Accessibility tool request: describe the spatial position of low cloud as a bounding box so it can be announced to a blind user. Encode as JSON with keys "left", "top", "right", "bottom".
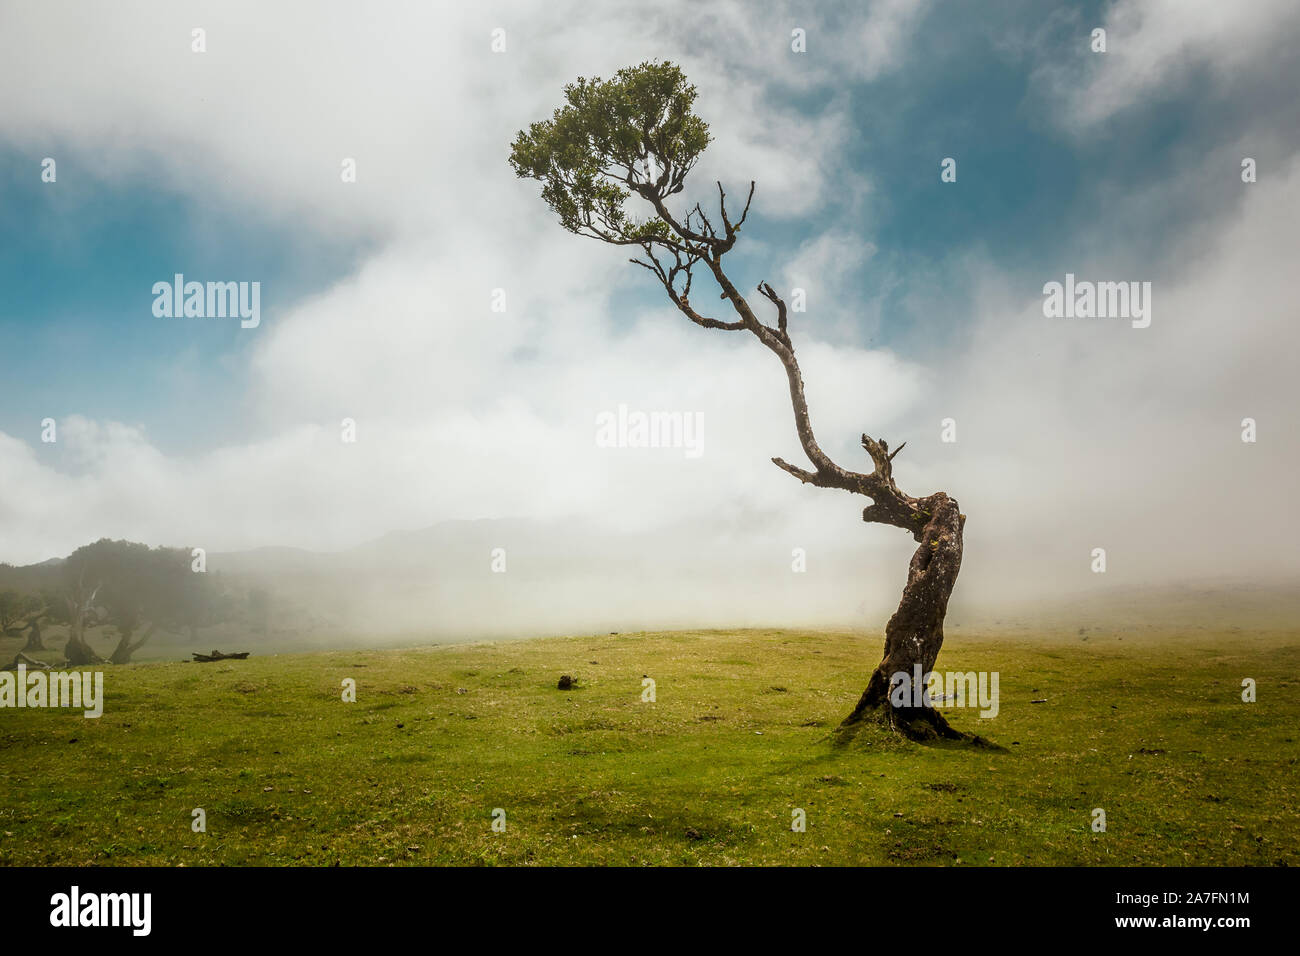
{"left": 1, "top": 1, "right": 1296, "bottom": 633}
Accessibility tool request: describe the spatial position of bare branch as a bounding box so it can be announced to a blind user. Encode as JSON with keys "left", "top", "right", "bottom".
{"left": 619, "top": 176, "right": 933, "bottom": 538}
{"left": 771, "top": 457, "right": 819, "bottom": 483}
{"left": 734, "top": 180, "right": 756, "bottom": 229}
{"left": 757, "top": 281, "right": 789, "bottom": 341}
{"left": 634, "top": 245, "right": 746, "bottom": 332}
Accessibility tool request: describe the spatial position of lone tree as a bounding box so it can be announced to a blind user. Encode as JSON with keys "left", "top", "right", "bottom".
{"left": 0, "top": 591, "right": 43, "bottom": 648}
{"left": 511, "top": 62, "right": 966, "bottom": 739}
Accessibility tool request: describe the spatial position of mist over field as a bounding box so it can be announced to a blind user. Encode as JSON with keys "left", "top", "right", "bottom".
{"left": 6, "top": 520, "right": 1296, "bottom": 660}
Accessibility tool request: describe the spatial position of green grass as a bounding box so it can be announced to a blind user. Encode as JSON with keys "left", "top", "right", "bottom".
{"left": 1, "top": 627, "right": 1296, "bottom": 866}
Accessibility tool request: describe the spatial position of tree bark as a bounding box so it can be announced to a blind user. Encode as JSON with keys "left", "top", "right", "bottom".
{"left": 61, "top": 583, "right": 107, "bottom": 666}
{"left": 22, "top": 619, "right": 45, "bottom": 652}
{"left": 109, "top": 623, "right": 155, "bottom": 665}
{"left": 64, "top": 635, "right": 100, "bottom": 666}
{"left": 63, "top": 614, "right": 103, "bottom": 666}
{"left": 842, "top": 493, "right": 966, "bottom": 739}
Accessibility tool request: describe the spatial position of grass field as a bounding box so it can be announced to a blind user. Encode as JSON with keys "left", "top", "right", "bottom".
{"left": 1, "top": 626, "right": 1297, "bottom": 866}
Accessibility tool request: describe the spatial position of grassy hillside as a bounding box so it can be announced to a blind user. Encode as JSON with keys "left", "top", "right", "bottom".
{"left": 1, "top": 627, "right": 1297, "bottom": 866}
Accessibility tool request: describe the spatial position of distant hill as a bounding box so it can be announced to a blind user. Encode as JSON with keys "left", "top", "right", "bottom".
{"left": 4, "top": 520, "right": 1296, "bottom": 642}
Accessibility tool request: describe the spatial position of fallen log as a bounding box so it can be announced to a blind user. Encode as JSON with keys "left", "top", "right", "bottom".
{"left": 191, "top": 650, "right": 251, "bottom": 663}
{"left": 3, "top": 651, "right": 52, "bottom": 671}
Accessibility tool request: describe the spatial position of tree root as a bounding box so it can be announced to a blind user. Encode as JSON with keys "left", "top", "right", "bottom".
{"left": 834, "top": 701, "right": 1004, "bottom": 750}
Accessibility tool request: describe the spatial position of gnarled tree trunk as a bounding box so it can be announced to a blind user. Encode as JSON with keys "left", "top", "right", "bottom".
{"left": 109, "top": 623, "right": 156, "bottom": 665}
{"left": 64, "top": 629, "right": 101, "bottom": 666}
{"left": 843, "top": 492, "right": 965, "bottom": 739}
{"left": 628, "top": 222, "right": 970, "bottom": 739}
{"left": 63, "top": 592, "right": 104, "bottom": 666}
{"left": 22, "top": 619, "right": 45, "bottom": 652}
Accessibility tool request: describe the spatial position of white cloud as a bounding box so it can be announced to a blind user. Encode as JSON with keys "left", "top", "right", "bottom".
{"left": 1039, "top": 0, "right": 1300, "bottom": 129}
{"left": 1, "top": 0, "right": 1296, "bottom": 631}
{"left": 855, "top": 0, "right": 933, "bottom": 80}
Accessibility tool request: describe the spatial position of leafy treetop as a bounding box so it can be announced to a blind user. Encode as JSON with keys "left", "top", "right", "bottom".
{"left": 509, "top": 61, "right": 712, "bottom": 245}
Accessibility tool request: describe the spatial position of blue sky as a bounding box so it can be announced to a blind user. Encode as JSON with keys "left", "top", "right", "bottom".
{"left": 0, "top": 149, "right": 367, "bottom": 453}
{"left": 1, "top": 0, "right": 1298, "bottom": 607}
{"left": 4, "top": 0, "right": 1281, "bottom": 456}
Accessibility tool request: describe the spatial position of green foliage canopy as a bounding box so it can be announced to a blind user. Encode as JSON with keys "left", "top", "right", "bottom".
{"left": 508, "top": 61, "right": 711, "bottom": 244}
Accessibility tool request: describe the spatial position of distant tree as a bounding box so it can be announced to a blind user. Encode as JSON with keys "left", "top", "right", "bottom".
{"left": 31, "top": 591, "right": 68, "bottom": 651}
{"left": 59, "top": 539, "right": 222, "bottom": 664}
{"left": 23, "top": 614, "right": 46, "bottom": 652}
{"left": 0, "top": 590, "right": 24, "bottom": 636}
{"left": 1, "top": 592, "right": 48, "bottom": 650}
{"left": 511, "top": 62, "right": 967, "bottom": 739}
{"left": 95, "top": 542, "right": 160, "bottom": 665}
{"left": 60, "top": 546, "right": 109, "bottom": 665}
